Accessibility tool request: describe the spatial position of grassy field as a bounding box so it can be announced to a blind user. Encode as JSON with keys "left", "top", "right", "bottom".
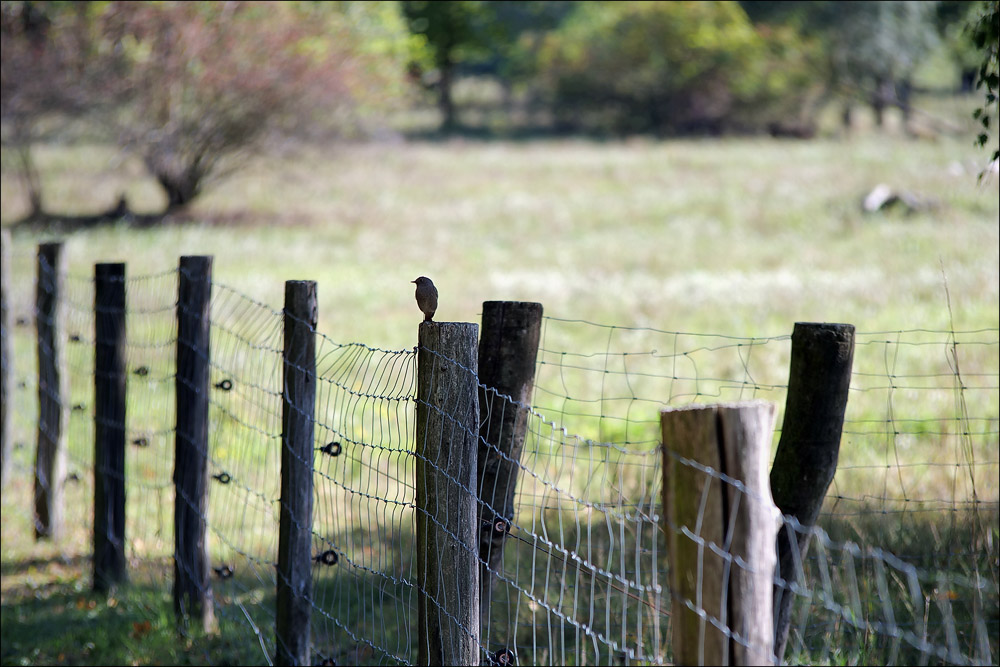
{"left": 1, "top": 99, "right": 998, "bottom": 665}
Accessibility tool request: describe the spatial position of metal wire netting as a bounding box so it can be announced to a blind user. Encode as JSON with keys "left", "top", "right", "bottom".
{"left": 1, "top": 251, "right": 996, "bottom": 665}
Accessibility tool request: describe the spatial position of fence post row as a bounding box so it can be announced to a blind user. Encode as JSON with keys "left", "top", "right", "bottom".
{"left": 1, "top": 228, "right": 12, "bottom": 490}
{"left": 34, "top": 242, "right": 68, "bottom": 541}
{"left": 476, "top": 301, "right": 543, "bottom": 633}
{"left": 416, "top": 321, "right": 481, "bottom": 666}
{"left": 275, "top": 280, "right": 318, "bottom": 667}
{"left": 174, "top": 255, "right": 216, "bottom": 632}
{"left": 769, "top": 322, "right": 855, "bottom": 662}
{"left": 93, "top": 263, "right": 128, "bottom": 591}
{"left": 661, "top": 401, "right": 780, "bottom": 666}
{"left": 5, "top": 241, "right": 860, "bottom": 665}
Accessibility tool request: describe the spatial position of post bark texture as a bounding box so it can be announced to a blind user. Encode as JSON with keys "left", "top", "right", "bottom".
{"left": 661, "top": 401, "right": 780, "bottom": 666}
{"left": 275, "top": 281, "right": 317, "bottom": 667}
{"left": 35, "top": 242, "right": 67, "bottom": 540}
{"left": 416, "top": 321, "right": 480, "bottom": 666}
{"left": 94, "top": 263, "right": 127, "bottom": 591}
{"left": 476, "top": 301, "right": 542, "bottom": 631}
{"left": 770, "top": 322, "right": 854, "bottom": 661}
{"left": 174, "top": 255, "right": 215, "bottom": 631}
{"left": 1, "top": 228, "right": 12, "bottom": 489}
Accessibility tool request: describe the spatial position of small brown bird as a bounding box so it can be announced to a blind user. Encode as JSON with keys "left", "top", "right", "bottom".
{"left": 412, "top": 276, "right": 438, "bottom": 322}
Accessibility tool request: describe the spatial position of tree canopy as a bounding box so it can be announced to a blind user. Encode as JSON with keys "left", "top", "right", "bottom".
{"left": 1, "top": 0, "right": 413, "bottom": 220}
{"left": 2, "top": 0, "right": 994, "bottom": 225}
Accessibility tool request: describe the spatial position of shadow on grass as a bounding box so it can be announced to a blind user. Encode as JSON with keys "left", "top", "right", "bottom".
{"left": 1, "top": 558, "right": 275, "bottom": 666}
{"left": 0, "top": 553, "right": 90, "bottom": 579}
{"left": 785, "top": 506, "right": 1000, "bottom": 666}
{"left": 2, "top": 501, "right": 995, "bottom": 666}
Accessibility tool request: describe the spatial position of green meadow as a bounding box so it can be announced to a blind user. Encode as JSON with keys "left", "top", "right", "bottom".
{"left": 2, "top": 98, "right": 998, "bottom": 664}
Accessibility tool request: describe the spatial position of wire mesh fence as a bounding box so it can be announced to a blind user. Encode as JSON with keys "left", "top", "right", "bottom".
{"left": 1, "top": 246, "right": 996, "bottom": 665}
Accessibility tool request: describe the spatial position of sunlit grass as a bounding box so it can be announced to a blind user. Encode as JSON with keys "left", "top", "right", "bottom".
{"left": 2, "top": 115, "right": 997, "bottom": 665}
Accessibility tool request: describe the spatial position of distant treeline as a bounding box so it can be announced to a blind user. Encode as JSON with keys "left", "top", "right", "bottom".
{"left": 1, "top": 1, "right": 995, "bottom": 222}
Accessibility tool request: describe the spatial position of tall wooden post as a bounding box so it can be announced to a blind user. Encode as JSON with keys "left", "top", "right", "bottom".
{"left": 476, "top": 301, "right": 542, "bottom": 631}
{"left": 661, "top": 401, "right": 780, "bottom": 666}
{"left": 275, "top": 281, "right": 317, "bottom": 667}
{"left": 174, "top": 256, "right": 215, "bottom": 632}
{"left": 416, "top": 321, "right": 480, "bottom": 666}
{"left": 770, "top": 322, "right": 854, "bottom": 661}
{"left": 1, "top": 228, "right": 12, "bottom": 490}
{"left": 94, "top": 263, "right": 128, "bottom": 591}
{"left": 35, "top": 242, "right": 68, "bottom": 540}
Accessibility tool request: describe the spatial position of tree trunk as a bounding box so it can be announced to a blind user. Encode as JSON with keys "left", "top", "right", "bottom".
{"left": 12, "top": 121, "right": 44, "bottom": 220}
{"left": 872, "top": 76, "right": 893, "bottom": 128}
{"left": 156, "top": 172, "right": 202, "bottom": 214}
{"left": 438, "top": 59, "right": 456, "bottom": 133}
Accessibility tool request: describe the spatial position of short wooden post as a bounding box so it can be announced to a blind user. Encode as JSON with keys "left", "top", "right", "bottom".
{"left": 476, "top": 301, "right": 542, "bottom": 630}
{"left": 35, "top": 242, "right": 68, "bottom": 540}
{"left": 174, "top": 255, "right": 215, "bottom": 631}
{"left": 416, "top": 321, "right": 480, "bottom": 666}
{"left": 661, "top": 401, "right": 779, "bottom": 666}
{"left": 770, "top": 322, "right": 854, "bottom": 661}
{"left": 275, "top": 281, "right": 317, "bottom": 667}
{"left": 1, "top": 228, "right": 12, "bottom": 490}
{"left": 94, "top": 263, "right": 128, "bottom": 591}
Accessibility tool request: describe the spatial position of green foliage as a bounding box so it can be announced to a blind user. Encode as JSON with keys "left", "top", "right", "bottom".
{"left": 827, "top": 1, "right": 940, "bottom": 84}
{"left": 535, "top": 1, "right": 821, "bottom": 135}
{"left": 1, "top": 1, "right": 415, "bottom": 216}
{"left": 969, "top": 0, "right": 999, "bottom": 163}
{"left": 742, "top": 1, "right": 944, "bottom": 128}
{"left": 400, "top": 1, "right": 576, "bottom": 131}
{"left": 401, "top": 0, "right": 483, "bottom": 69}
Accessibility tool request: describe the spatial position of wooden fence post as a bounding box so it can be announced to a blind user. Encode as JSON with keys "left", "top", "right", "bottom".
{"left": 416, "top": 321, "right": 480, "bottom": 666}
{"left": 275, "top": 280, "right": 317, "bottom": 667}
{"left": 476, "top": 301, "right": 542, "bottom": 632}
{"left": 174, "top": 255, "right": 215, "bottom": 632}
{"left": 661, "top": 401, "right": 779, "bottom": 666}
{"left": 1, "top": 228, "right": 12, "bottom": 490}
{"left": 35, "top": 242, "right": 68, "bottom": 540}
{"left": 770, "top": 322, "right": 854, "bottom": 661}
{"left": 94, "top": 263, "right": 127, "bottom": 591}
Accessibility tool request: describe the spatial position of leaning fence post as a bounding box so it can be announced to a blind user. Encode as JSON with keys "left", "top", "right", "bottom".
{"left": 1, "top": 228, "right": 12, "bottom": 490}
{"left": 275, "top": 280, "right": 317, "bottom": 667}
{"left": 94, "top": 263, "right": 127, "bottom": 591}
{"left": 770, "top": 322, "right": 854, "bottom": 662}
{"left": 416, "top": 321, "right": 480, "bottom": 666}
{"left": 476, "top": 301, "right": 542, "bottom": 632}
{"left": 174, "top": 255, "right": 215, "bottom": 632}
{"left": 35, "top": 242, "right": 68, "bottom": 540}
{"left": 661, "top": 401, "right": 780, "bottom": 666}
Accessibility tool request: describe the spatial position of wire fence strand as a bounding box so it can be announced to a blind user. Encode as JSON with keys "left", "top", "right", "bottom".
{"left": 1, "top": 252, "right": 996, "bottom": 665}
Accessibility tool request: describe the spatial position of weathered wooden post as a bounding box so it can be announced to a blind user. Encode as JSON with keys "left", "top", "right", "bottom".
{"left": 476, "top": 301, "right": 542, "bottom": 632}
{"left": 275, "top": 280, "right": 317, "bottom": 667}
{"left": 174, "top": 255, "right": 215, "bottom": 632}
{"left": 661, "top": 401, "right": 780, "bottom": 666}
{"left": 35, "top": 242, "right": 68, "bottom": 540}
{"left": 1, "top": 228, "right": 12, "bottom": 490}
{"left": 416, "top": 321, "right": 480, "bottom": 666}
{"left": 770, "top": 322, "right": 854, "bottom": 661}
{"left": 94, "top": 263, "right": 128, "bottom": 591}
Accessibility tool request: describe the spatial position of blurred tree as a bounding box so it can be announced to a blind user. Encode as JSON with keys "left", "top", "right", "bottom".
{"left": 741, "top": 1, "right": 940, "bottom": 129}
{"left": 1, "top": 1, "right": 413, "bottom": 221}
{"left": 935, "top": 0, "right": 986, "bottom": 92}
{"left": 534, "top": 1, "right": 820, "bottom": 135}
{"left": 400, "top": 0, "right": 574, "bottom": 132}
{"left": 0, "top": 1, "right": 100, "bottom": 219}
{"left": 401, "top": 0, "right": 483, "bottom": 132}
{"left": 829, "top": 1, "right": 940, "bottom": 126}
{"left": 97, "top": 1, "right": 411, "bottom": 214}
